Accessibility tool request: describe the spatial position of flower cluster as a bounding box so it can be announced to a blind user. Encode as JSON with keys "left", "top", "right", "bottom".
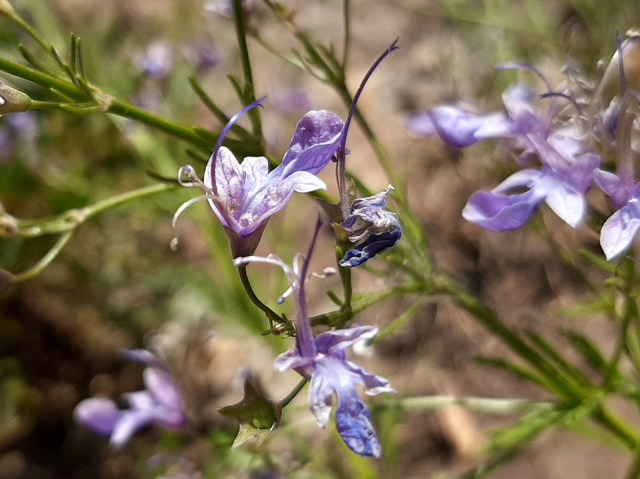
{"left": 406, "top": 32, "right": 640, "bottom": 261}
{"left": 234, "top": 221, "right": 395, "bottom": 457}
{"left": 75, "top": 43, "right": 402, "bottom": 458}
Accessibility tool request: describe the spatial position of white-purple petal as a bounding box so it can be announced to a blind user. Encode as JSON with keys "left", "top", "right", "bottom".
{"left": 405, "top": 106, "right": 486, "bottom": 147}
{"left": 314, "top": 326, "right": 378, "bottom": 355}
{"left": 600, "top": 202, "right": 640, "bottom": 260}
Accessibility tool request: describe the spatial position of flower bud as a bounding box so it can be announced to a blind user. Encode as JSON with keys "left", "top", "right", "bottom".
{"left": 0, "top": 0, "right": 15, "bottom": 17}
{"left": 0, "top": 82, "right": 31, "bottom": 114}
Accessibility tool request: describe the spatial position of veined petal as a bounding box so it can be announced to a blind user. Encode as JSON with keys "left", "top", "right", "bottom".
{"left": 277, "top": 110, "right": 344, "bottom": 177}
{"left": 600, "top": 202, "right": 640, "bottom": 260}
{"left": 284, "top": 171, "right": 327, "bottom": 193}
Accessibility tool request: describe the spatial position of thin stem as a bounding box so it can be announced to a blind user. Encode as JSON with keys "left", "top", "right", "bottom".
{"left": 387, "top": 395, "right": 555, "bottom": 415}
{"left": 278, "top": 378, "right": 308, "bottom": 409}
{"left": 232, "top": 0, "right": 262, "bottom": 140}
{"left": 9, "top": 230, "right": 74, "bottom": 285}
{"left": 237, "top": 264, "right": 284, "bottom": 327}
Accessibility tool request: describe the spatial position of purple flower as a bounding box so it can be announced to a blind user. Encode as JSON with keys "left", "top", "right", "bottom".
{"left": 74, "top": 349, "right": 186, "bottom": 448}
{"left": 175, "top": 101, "right": 344, "bottom": 257}
{"left": 407, "top": 71, "right": 601, "bottom": 230}
{"left": 338, "top": 186, "right": 402, "bottom": 267}
{"left": 593, "top": 169, "right": 640, "bottom": 260}
{"left": 592, "top": 89, "right": 640, "bottom": 260}
{"left": 234, "top": 224, "right": 394, "bottom": 457}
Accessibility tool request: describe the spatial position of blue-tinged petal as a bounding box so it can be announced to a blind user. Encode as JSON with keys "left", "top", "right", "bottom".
{"left": 277, "top": 110, "right": 344, "bottom": 177}
{"left": 335, "top": 393, "right": 381, "bottom": 458}
{"left": 463, "top": 189, "right": 544, "bottom": 231}
{"left": 600, "top": 201, "right": 640, "bottom": 260}
{"left": 339, "top": 229, "right": 402, "bottom": 267}
{"left": 74, "top": 398, "right": 123, "bottom": 436}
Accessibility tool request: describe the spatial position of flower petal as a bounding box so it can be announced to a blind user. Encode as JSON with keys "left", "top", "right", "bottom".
{"left": 143, "top": 368, "right": 186, "bottom": 427}
{"left": 335, "top": 392, "right": 382, "bottom": 458}
{"left": 463, "top": 188, "right": 544, "bottom": 231}
{"left": 277, "top": 110, "right": 344, "bottom": 177}
{"left": 600, "top": 203, "right": 640, "bottom": 260}
{"left": 74, "top": 398, "right": 123, "bottom": 436}
{"left": 110, "top": 410, "right": 155, "bottom": 448}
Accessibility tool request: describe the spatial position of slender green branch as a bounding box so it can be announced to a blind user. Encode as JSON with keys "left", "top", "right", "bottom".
{"left": 278, "top": 378, "right": 308, "bottom": 409}
{"left": 8, "top": 230, "right": 74, "bottom": 286}
{"left": 384, "top": 395, "right": 555, "bottom": 415}
{"left": 237, "top": 264, "right": 286, "bottom": 327}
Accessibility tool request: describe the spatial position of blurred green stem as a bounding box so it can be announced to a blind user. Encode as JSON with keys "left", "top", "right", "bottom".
{"left": 389, "top": 395, "right": 555, "bottom": 415}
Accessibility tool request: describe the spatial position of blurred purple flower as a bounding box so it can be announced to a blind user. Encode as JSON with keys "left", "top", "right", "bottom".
{"left": 74, "top": 349, "right": 186, "bottom": 448}
{"left": 407, "top": 70, "right": 601, "bottom": 230}
{"left": 338, "top": 186, "right": 402, "bottom": 267}
{"left": 134, "top": 41, "right": 174, "bottom": 81}
{"left": 234, "top": 223, "right": 394, "bottom": 457}
{"left": 176, "top": 101, "right": 344, "bottom": 257}
{"left": 0, "top": 111, "right": 39, "bottom": 165}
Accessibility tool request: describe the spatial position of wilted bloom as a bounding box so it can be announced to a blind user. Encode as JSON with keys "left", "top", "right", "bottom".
{"left": 336, "top": 186, "right": 402, "bottom": 267}
{"left": 407, "top": 66, "right": 601, "bottom": 231}
{"left": 175, "top": 100, "right": 344, "bottom": 257}
{"left": 74, "top": 349, "right": 186, "bottom": 448}
{"left": 234, "top": 222, "right": 394, "bottom": 457}
{"left": 330, "top": 40, "right": 402, "bottom": 267}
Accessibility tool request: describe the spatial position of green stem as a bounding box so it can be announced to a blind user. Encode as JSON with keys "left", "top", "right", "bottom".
{"left": 237, "top": 264, "right": 284, "bottom": 327}
{"left": 386, "top": 395, "right": 555, "bottom": 415}
{"left": 278, "top": 378, "right": 308, "bottom": 409}
{"left": 232, "top": 0, "right": 262, "bottom": 140}
{"left": 9, "top": 230, "right": 74, "bottom": 285}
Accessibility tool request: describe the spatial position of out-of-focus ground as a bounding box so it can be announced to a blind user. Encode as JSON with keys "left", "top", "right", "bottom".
{"left": 1, "top": 0, "right": 639, "bottom": 478}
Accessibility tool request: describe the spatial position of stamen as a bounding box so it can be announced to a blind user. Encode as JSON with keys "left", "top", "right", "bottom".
{"left": 171, "top": 195, "right": 216, "bottom": 250}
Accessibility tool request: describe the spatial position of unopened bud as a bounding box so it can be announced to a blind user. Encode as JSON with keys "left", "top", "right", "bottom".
{"left": 0, "top": 82, "right": 31, "bottom": 114}
{"left": 0, "top": 0, "right": 15, "bottom": 17}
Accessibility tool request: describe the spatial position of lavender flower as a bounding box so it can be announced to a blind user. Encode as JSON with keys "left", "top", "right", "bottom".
{"left": 593, "top": 89, "right": 640, "bottom": 260}
{"left": 234, "top": 223, "right": 394, "bottom": 457}
{"left": 134, "top": 41, "right": 174, "bottom": 81}
{"left": 175, "top": 100, "right": 344, "bottom": 257}
{"left": 74, "top": 349, "right": 186, "bottom": 448}
{"left": 407, "top": 67, "right": 601, "bottom": 231}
